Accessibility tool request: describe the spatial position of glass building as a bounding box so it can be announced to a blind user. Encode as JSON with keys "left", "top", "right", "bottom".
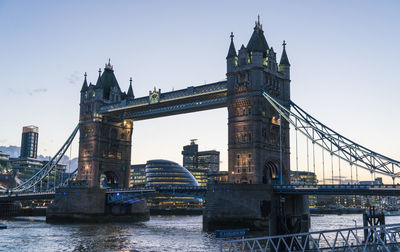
{"left": 145, "top": 159, "right": 198, "bottom": 187}
{"left": 145, "top": 159, "right": 200, "bottom": 208}
{"left": 290, "top": 171, "right": 317, "bottom": 207}
{"left": 130, "top": 164, "right": 146, "bottom": 187}
{"left": 20, "top": 125, "right": 39, "bottom": 159}
{"left": 182, "top": 140, "right": 220, "bottom": 186}
{"left": 290, "top": 171, "right": 317, "bottom": 185}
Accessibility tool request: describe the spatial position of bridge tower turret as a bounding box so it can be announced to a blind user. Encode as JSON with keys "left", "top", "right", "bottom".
{"left": 227, "top": 18, "right": 291, "bottom": 185}
{"left": 78, "top": 61, "right": 133, "bottom": 188}
{"left": 226, "top": 32, "right": 237, "bottom": 73}
{"left": 279, "top": 41, "right": 291, "bottom": 104}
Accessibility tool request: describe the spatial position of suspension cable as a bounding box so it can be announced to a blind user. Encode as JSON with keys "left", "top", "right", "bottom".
{"left": 350, "top": 163, "right": 353, "bottom": 184}
{"left": 322, "top": 148, "right": 325, "bottom": 184}
{"left": 279, "top": 114, "right": 283, "bottom": 185}
{"left": 313, "top": 131, "right": 316, "bottom": 184}
{"left": 261, "top": 91, "right": 400, "bottom": 180}
{"left": 295, "top": 118, "right": 299, "bottom": 177}
{"left": 307, "top": 137, "right": 310, "bottom": 173}
{"left": 331, "top": 155, "right": 334, "bottom": 184}
{"left": 355, "top": 160, "right": 359, "bottom": 184}
{"left": 2, "top": 124, "right": 79, "bottom": 193}
{"left": 338, "top": 153, "right": 342, "bottom": 184}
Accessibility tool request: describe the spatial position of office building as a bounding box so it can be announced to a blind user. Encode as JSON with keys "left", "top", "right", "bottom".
{"left": 20, "top": 125, "right": 39, "bottom": 159}
{"left": 290, "top": 171, "right": 317, "bottom": 185}
{"left": 182, "top": 139, "right": 220, "bottom": 186}
{"left": 130, "top": 164, "right": 146, "bottom": 187}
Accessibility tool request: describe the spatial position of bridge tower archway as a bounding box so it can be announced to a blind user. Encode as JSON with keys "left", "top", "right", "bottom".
{"left": 100, "top": 171, "right": 119, "bottom": 189}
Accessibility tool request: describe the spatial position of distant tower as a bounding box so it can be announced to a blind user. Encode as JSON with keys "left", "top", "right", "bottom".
{"left": 20, "top": 125, "right": 39, "bottom": 159}
{"left": 78, "top": 60, "right": 133, "bottom": 188}
{"left": 227, "top": 18, "right": 291, "bottom": 184}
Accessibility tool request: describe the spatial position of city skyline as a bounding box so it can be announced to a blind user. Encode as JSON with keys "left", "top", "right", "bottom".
{"left": 1, "top": 1, "right": 399, "bottom": 182}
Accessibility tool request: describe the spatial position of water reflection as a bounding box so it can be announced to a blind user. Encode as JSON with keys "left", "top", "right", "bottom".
{"left": 0, "top": 215, "right": 399, "bottom": 251}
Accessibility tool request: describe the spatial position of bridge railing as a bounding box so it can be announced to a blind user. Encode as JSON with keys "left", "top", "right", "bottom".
{"left": 220, "top": 223, "right": 400, "bottom": 252}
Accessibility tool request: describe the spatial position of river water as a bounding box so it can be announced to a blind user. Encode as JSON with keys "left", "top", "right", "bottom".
{"left": 1, "top": 214, "right": 400, "bottom": 251}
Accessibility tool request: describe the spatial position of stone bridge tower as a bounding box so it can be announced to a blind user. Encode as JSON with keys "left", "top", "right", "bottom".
{"left": 226, "top": 19, "right": 291, "bottom": 184}
{"left": 78, "top": 61, "right": 134, "bottom": 188}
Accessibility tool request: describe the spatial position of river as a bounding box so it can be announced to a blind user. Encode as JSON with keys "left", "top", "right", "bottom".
{"left": 1, "top": 214, "right": 400, "bottom": 251}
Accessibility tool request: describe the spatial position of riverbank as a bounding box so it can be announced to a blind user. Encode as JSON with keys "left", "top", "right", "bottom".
{"left": 310, "top": 208, "right": 364, "bottom": 215}
{"left": 150, "top": 208, "right": 203, "bottom": 215}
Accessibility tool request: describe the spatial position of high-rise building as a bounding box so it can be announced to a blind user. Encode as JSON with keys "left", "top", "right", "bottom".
{"left": 11, "top": 125, "right": 67, "bottom": 190}
{"left": 182, "top": 140, "right": 220, "bottom": 186}
{"left": 20, "top": 125, "right": 39, "bottom": 159}
{"left": 130, "top": 164, "right": 146, "bottom": 187}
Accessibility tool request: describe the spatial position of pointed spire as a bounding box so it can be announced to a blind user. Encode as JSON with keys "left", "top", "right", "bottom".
{"left": 105, "top": 58, "right": 113, "bottom": 70}
{"left": 226, "top": 32, "right": 237, "bottom": 59}
{"left": 80, "top": 72, "right": 88, "bottom": 92}
{"left": 95, "top": 68, "right": 102, "bottom": 87}
{"left": 279, "top": 40, "right": 290, "bottom": 66}
{"left": 127, "top": 77, "right": 134, "bottom": 99}
{"left": 247, "top": 16, "right": 269, "bottom": 52}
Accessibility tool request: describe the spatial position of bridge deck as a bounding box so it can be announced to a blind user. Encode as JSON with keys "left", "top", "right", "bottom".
{"left": 2, "top": 184, "right": 399, "bottom": 202}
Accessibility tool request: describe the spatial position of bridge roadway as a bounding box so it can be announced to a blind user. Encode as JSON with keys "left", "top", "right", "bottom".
{"left": 1, "top": 184, "right": 400, "bottom": 203}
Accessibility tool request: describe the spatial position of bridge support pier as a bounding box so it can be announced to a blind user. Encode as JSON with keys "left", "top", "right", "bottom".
{"left": 203, "top": 184, "right": 309, "bottom": 235}
{"left": 0, "top": 202, "right": 21, "bottom": 218}
{"left": 46, "top": 187, "right": 149, "bottom": 223}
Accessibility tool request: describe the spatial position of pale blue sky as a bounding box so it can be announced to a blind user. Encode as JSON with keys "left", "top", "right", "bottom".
{"left": 0, "top": 1, "right": 399, "bottom": 181}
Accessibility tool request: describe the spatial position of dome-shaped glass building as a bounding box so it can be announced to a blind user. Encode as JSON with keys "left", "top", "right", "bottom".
{"left": 145, "top": 159, "right": 198, "bottom": 187}
{"left": 145, "top": 160, "right": 200, "bottom": 209}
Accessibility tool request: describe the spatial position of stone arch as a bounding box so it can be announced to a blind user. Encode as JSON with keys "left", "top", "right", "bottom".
{"left": 262, "top": 160, "right": 281, "bottom": 184}
{"left": 100, "top": 171, "right": 119, "bottom": 189}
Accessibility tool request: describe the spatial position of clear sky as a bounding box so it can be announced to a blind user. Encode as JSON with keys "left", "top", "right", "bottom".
{"left": 0, "top": 1, "right": 399, "bottom": 182}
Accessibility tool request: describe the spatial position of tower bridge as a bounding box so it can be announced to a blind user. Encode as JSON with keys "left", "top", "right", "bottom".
{"left": 76, "top": 18, "right": 292, "bottom": 189}
{"left": 2, "top": 18, "right": 400, "bottom": 239}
